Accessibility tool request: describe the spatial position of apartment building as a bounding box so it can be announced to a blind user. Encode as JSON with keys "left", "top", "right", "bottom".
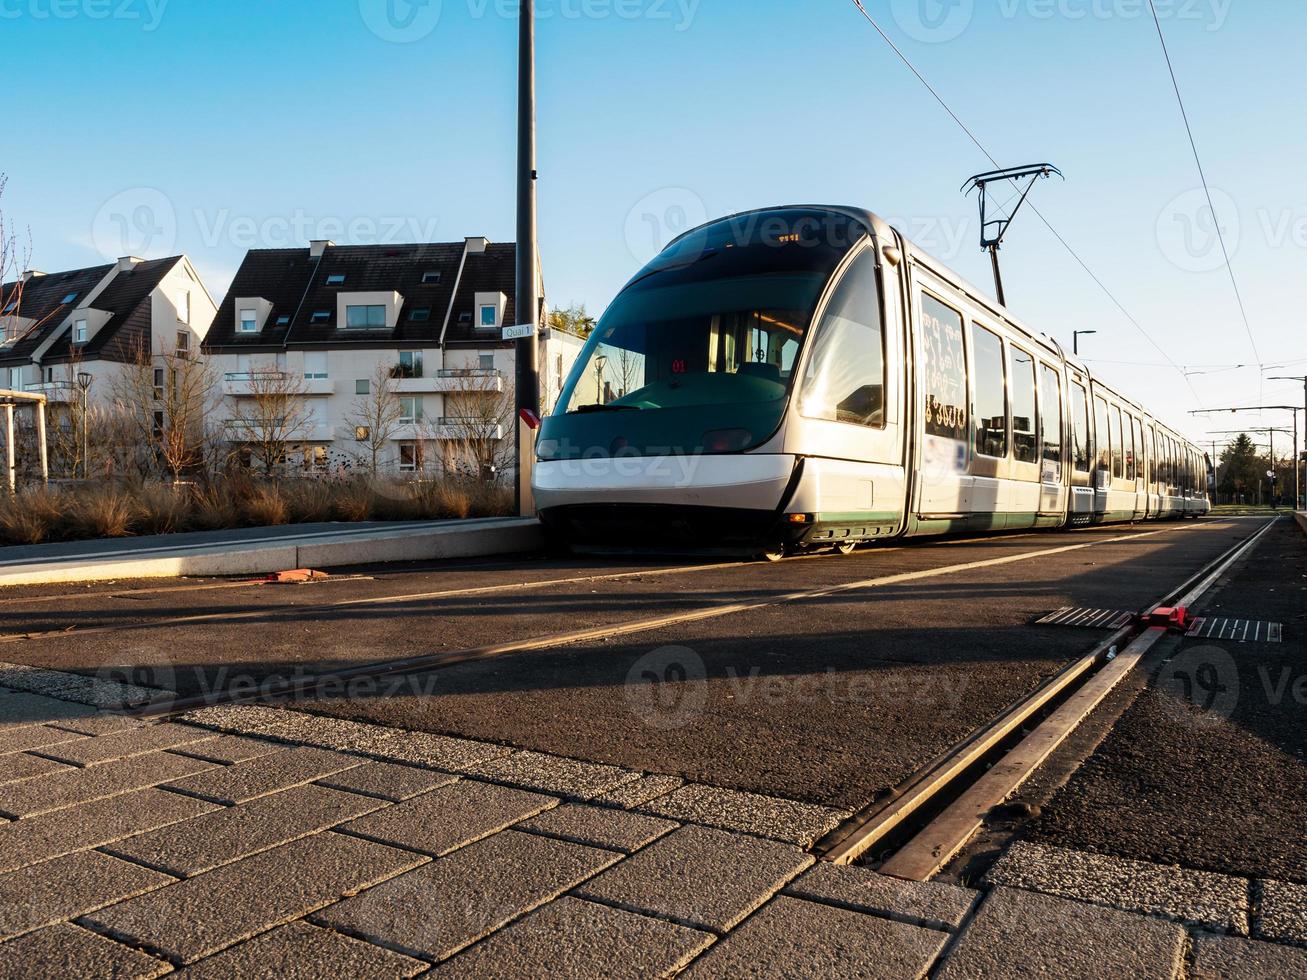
{"left": 0, "top": 255, "right": 217, "bottom": 405}
{"left": 203, "top": 238, "right": 585, "bottom": 477}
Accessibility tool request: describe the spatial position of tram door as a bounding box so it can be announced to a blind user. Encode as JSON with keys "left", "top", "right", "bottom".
{"left": 914, "top": 287, "right": 971, "bottom": 521}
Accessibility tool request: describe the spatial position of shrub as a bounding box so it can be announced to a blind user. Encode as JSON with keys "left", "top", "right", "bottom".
{"left": 0, "top": 486, "right": 65, "bottom": 544}
{"left": 70, "top": 485, "right": 136, "bottom": 539}
{"left": 242, "top": 484, "right": 289, "bottom": 526}
{"left": 133, "top": 483, "right": 193, "bottom": 535}
{"left": 332, "top": 479, "right": 376, "bottom": 522}
{"left": 469, "top": 482, "right": 513, "bottom": 518}
{"left": 190, "top": 484, "right": 240, "bottom": 530}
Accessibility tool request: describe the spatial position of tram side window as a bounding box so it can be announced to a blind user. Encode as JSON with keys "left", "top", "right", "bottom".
{"left": 1111, "top": 406, "right": 1124, "bottom": 479}
{"left": 920, "top": 293, "right": 967, "bottom": 441}
{"left": 800, "top": 249, "right": 885, "bottom": 427}
{"left": 1040, "top": 364, "right": 1063, "bottom": 481}
{"left": 1094, "top": 397, "right": 1111, "bottom": 475}
{"left": 1124, "top": 411, "right": 1136, "bottom": 481}
{"left": 972, "top": 325, "right": 1008, "bottom": 459}
{"left": 1136, "top": 419, "right": 1147, "bottom": 483}
{"left": 1071, "top": 382, "right": 1091, "bottom": 472}
{"left": 1010, "top": 346, "right": 1038, "bottom": 464}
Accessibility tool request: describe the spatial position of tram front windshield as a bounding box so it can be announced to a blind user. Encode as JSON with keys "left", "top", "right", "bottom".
{"left": 544, "top": 213, "right": 859, "bottom": 459}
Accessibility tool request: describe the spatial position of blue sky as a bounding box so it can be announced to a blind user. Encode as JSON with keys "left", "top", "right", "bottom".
{"left": 4, "top": 0, "right": 1305, "bottom": 444}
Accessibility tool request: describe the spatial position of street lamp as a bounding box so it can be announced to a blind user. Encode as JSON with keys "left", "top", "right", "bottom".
{"left": 75, "top": 372, "right": 92, "bottom": 480}
{"left": 1072, "top": 330, "right": 1096, "bottom": 356}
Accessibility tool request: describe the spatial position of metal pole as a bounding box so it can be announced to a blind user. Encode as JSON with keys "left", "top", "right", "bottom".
{"left": 4, "top": 404, "right": 14, "bottom": 494}
{"left": 36, "top": 400, "right": 48, "bottom": 485}
{"left": 988, "top": 245, "right": 1005, "bottom": 307}
{"left": 1269, "top": 427, "right": 1275, "bottom": 508}
{"left": 514, "top": 0, "right": 540, "bottom": 518}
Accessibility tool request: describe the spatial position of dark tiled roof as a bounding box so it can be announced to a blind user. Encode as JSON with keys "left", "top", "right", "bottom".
{"left": 0, "top": 264, "right": 114, "bottom": 364}
{"left": 444, "top": 243, "right": 520, "bottom": 346}
{"left": 204, "top": 241, "right": 524, "bottom": 352}
{"left": 45, "top": 256, "right": 183, "bottom": 363}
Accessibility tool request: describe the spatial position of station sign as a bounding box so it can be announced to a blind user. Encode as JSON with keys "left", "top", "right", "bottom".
{"left": 502, "top": 323, "right": 536, "bottom": 341}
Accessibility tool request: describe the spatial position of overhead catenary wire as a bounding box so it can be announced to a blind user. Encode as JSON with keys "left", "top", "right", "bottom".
{"left": 848, "top": 0, "right": 1204, "bottom": 409}
{"left": 1146, "top": 0, "right": 1262, "bottom": 372}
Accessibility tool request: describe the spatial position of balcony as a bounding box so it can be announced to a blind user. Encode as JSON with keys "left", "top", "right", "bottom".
{"left": 224, "top": 418, "right": 335, "bottom": 442}
{"left": 222, "top": 371, "right": 334, "bottom": 396}
{"left": 434, "top": 416, "right": 504, "bottom": 441}
{"left": 392, "top": 368, "right": 504, "bottom": 395}
{"left": 23, "top": 381, "right": 77, "bottom": 403}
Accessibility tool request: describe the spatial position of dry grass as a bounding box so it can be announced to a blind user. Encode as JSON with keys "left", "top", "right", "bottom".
{"left": 242, "top": 485, "right": 289, "bottom": 527}
{"left": 0, "top": 487, "right": 66, "bottom": 544}
{"left": 69, "top": 486, "right": 135, "bottom": 539}
{"left": 0, "top": 474, "right": 515, "bottom": 546}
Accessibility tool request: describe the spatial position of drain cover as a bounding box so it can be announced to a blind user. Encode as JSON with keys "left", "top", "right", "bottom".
{"left": 1036, "top": 607, "right": 1134, "bottom": 630}
{"left": 1185, "top": 618, "right": 1282, "bottom": 643}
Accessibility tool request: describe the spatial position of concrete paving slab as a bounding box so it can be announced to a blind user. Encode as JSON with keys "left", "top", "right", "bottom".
{"left": 986, "top": 841, "right": 1250, "bottom": 934}
{"left": 0, "top": 787, "right": 218, "bottom": 873}
{"left": 469, "top": 749, "right": 640, "bottom": 799}
{"left": 683, "top": 895, "right": 948, "bottom": 980}
{"left": 162, "top": 746, "right": 365, "bottom": 804}
{"left": 48, "top": 712, "right": 148, "bottom": 736}
{"left": 85, "top": 832, "right": 426, "bottom": 964}
{"left": 181, "top": 920, "right": 428, "bottom": 979}
{"left": 1256, "top": 879, "right": 1307, "bottom": 944}
{"left": 593, "top": 774, "right": 685, "bottom": 810}
{"left": 104, "top": 784, "right": 389, "bottom": 877}
{"left": 167, "top": 734, "right": 284, "bottom": 764}
{"left": 935, "top": 887, "right": 1186, "bottom": 980}
{"left": 339, "top": 779, "right": 557, "bottom": 857}
{"left": 0, "top": 923, "right": 171, "bottom": 979}
{"left": 574, "top": 824, "right": 813, "bottom": 933}
{"left": 0, "top": 723, "right": 85, "bottom": 756}
{"left": 365, "top": 730, "right": 514, "bottom": 772}
{"left": 0, "top": 749, "right": 213, "bottom": 818}
{"left": 0, "top": 661, "right": 172, "bottom": 709}
{"left": 0, "top": 849, "right": 173, "bottom": 940}
{"left": 35, "top": 722, "right": 213, "bottom": 766}
{"left": 314, "top": 829, "right": 620, "bottom": 963}
{"left": 784, "top": 863, "right": 978, "bottom": 932}
{"left": 0, "top": 690, "right": 95, "bottom": 731}
{"left": 638, "top": 783, "right": 848, "bottom": 847}
{"left": 1191, "top": 934, "right": 1307, "bottom": 979}
{"left": 0, "top": 752, "right": 70, "bottom": 786}
{"left": 518, "top": 804, "right": 679, "bottom": 852}
{"left": 316, "top": 761, "right": 458, "bottom": 802}
{"left": 437, "top": 896, "right": 715, "bottom": 979}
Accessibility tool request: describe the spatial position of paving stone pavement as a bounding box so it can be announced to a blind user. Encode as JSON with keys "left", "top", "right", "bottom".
{"left": 0, "top": 672, "right": 1302, "bottom": 976}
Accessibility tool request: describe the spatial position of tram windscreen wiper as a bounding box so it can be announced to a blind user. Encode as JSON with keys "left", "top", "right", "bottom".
{"left": 571, "top": 403, "right": 643, "bottom": 414}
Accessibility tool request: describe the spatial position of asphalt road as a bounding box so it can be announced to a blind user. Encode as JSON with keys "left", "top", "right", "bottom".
{"left": 0, "top": 518, "right": 1259, "bottom": 813}
{"left": 1022, "top": 518, "right": 1307, "bottom": 884}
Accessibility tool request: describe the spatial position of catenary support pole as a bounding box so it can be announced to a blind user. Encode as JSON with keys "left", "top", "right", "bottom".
{"left": 514, "top": 0, "right": 540, "bottom": 518}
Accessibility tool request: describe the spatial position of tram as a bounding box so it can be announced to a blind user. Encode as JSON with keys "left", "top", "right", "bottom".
{"left": 534, "top": 206, "right": 1211, "bottom": 557}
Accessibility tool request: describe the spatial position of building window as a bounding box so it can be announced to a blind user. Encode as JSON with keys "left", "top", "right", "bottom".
{"left": 178, "top": 291, "right": 191, "bottom": 324}
{"left": 239, "top": 309, "right": 258, "bottom": 333}
{"left": 399, "top": 442, "right": 424, "bottom": 472}
{"left": 73, "top": 319, "right": 88, "bottom": 344}
{"left": 305, "top": 445, "right": 328, "bottom": 471}
{"left": 422, "top": 271, "right": 441, "bottom": 284}
{"left": 304, "top": 352, "right": 328, "bottom": 380}
{"left": 399, "top": 396, "right": 423, "bottom": 424}
{"left": 398, "top": 351, "right": 423, "bottom": 378}
{"left": 326, "top": 274, "right": 346, "bottom": 285}
{"left": 61, "top": 292, "right": 78, "bottom": 305}
{"left": 355, "top": 379, "right": 370, "bottom": 396}
{"left": 311, "top": 310, "right": 331, "bottom": 324}
{"left": 409, "top": 308, "right": 431, "bottom": 322}
{"left": 153, "top": 367, "right": 165, "bottom": 399}
{"left": 458, "top": 312, "right": 472, "bottom": 324}
{"left": 276, "top": 315, "right": 291, "bottom": 326}
{"left": 345, "top": 305, "right": 386, "bottom": 329}
{"left": 479, "top": 353, "right": 495, "bottom": 372}
{"left": 8, "top": 367, "right": 22, "bottom": 390}
{"left": 479, "top": 304, "right": 498, "bottom": 329}
{"left": 152, "top": 411, "right": 164, "bottom": 437}
{"left": 176, "top": 331, "right": 190, "bottom": 354}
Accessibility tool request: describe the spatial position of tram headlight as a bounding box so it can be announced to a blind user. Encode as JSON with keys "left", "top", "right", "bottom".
{"left": 701, "top": 428, "right": 752, "bottom": 453}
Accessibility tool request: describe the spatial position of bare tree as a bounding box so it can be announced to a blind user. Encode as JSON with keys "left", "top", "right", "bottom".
{"left": 345, "top": 362, "right": 405, "bottom": 476}
{"left": 232, "top": 361, "right": 309, "bottom": 477}
{"left": 0, "top": 174, "right": 36, "bottom": 352}
{"left": 439, "top": 369, "right": 514, "bottom": 482}
{"left": 112, "top": 340, "right": 221, "bottom": 484}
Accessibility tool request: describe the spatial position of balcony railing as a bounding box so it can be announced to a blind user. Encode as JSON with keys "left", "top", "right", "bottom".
{"left": 223, "top": 371, "right": 290, "bottom": 382}
{"left": 436, "top": 368, "right": 502, "bottom": 379}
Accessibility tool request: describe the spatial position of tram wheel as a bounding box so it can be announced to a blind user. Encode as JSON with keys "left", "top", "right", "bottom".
{"left": 835, "top": 540, "right": 858, "bottom": 555}
{"left": 760, "top": 546, "right": 786, "bottom": 562}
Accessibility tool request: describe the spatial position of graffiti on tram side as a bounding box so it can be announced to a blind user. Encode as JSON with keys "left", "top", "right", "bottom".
{"left": 920, "top": 292, "right": 968, "bottom": 442}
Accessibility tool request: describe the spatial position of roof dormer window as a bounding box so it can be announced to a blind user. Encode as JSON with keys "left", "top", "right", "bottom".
{"left": 409, "top": 308, "right": 431, "bottom": 322}
{"left": 344, "top": 305, "right": 386, "bottom": 329}
{"left": 422, "top": 271, "right": 441, "bottom": 284}
{"left": 326, "top": 274, "right": 346, "bottom": 285}
{"left": 61, "top": 292, "right": 78, "bottom": 305}
{"left": 74, "top": 319, "right": 88, "bottom": 344}
{"left": 311, "top": 311, "right": 331, "bottom": 324}
{"left": 238, "top": 309, "right": 259, "bottom": 333}
{"left": 276, "top": 315, "right": 291, "bottom": 326}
